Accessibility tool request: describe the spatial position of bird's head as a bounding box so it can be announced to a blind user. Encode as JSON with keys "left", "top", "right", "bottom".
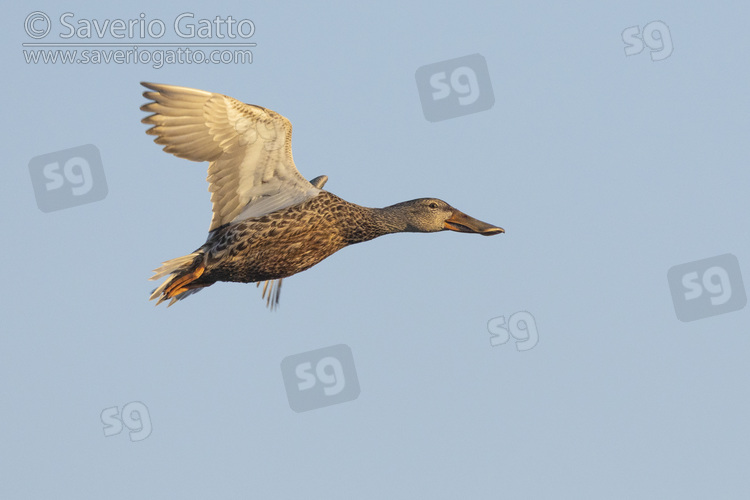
{"left": 388, "top": 198, "right": 504, "bottom": 235}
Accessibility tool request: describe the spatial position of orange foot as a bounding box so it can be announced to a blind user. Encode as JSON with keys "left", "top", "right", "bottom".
{"left": 164, "top": 265, "right": 205, "bottom": 299}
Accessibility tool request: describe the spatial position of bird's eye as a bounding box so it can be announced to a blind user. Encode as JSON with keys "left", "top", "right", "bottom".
{"left": 428, "top": 202, "right": 439, "bottom": 209}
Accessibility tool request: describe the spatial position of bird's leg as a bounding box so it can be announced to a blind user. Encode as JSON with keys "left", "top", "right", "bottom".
{"left": 165, "top": 264, "right": 205, "bottom": 298}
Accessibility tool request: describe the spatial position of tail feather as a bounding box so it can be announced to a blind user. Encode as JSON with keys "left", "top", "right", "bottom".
{"left": 150, "top": 252, "right": 285, "bottom": 309}
{"left": 149, "top": 252, "right": 209, "bottom": 306}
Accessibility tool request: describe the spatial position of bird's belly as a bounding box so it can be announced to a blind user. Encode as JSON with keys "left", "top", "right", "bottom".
{"left": 204, "top": 223, "right": 348, "bottom": 283}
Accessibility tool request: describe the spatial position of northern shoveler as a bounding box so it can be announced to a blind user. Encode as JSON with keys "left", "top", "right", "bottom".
{"left": 142, "top": 82, "right": 504, "bottom": 308}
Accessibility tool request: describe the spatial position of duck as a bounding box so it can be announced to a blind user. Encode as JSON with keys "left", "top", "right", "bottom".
{"left": 141, "top": 82, "right": 504, "bottom": 308}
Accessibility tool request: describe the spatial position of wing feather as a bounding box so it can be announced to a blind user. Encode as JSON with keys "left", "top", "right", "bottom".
{"left": 141, "top": 82, "right": 320, "bottom": 231}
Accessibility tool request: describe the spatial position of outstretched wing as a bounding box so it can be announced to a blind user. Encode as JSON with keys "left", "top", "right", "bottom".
{"left": 141, "top": 82, "right": 321, "bottom": 231}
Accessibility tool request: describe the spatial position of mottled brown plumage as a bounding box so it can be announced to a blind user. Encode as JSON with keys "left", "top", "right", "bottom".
{"left": 142, "top": 82, "right": 503, "bottom": 308}
{"left": 200, "top": 192, "right": 391, "bottom": 283}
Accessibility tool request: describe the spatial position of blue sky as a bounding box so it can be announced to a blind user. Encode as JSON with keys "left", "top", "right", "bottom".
{"left": 3, "top": 1, "right": 749, "bottom": 498}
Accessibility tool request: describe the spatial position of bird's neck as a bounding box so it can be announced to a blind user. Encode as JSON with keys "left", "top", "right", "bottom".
{"left": 345, "top": 205, "right": 411, "bottom": 244}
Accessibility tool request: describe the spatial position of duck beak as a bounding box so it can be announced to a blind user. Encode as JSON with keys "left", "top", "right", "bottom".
{"left": 444, "top": 209, "right": 504, "bottom": 236}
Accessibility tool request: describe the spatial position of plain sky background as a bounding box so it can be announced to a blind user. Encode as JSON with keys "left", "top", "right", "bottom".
{"left": 3, "top": 1, "right": 749, "bottom": 498}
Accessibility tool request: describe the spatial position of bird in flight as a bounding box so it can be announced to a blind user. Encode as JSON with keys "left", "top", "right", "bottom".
{"left": 141, "top": 82, "right": 503, "bottom": 308}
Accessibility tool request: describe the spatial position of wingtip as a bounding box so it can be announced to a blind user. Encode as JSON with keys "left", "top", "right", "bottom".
{"left": 139, "top": 82, "right": 213, "bottom": 98}
{"left": 309, "top": 175, "right": 329, "bottom": 189}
